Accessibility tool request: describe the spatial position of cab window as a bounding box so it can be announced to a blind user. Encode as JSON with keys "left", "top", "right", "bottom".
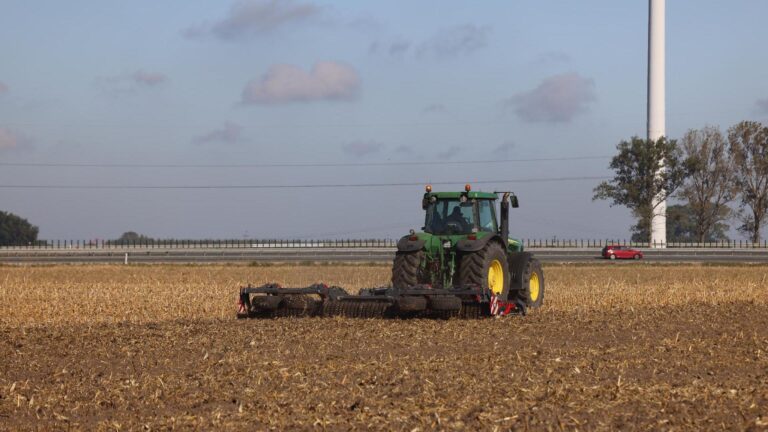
{"left": 478, "top": 200, "right": 497, "bottom": 232}
{"left": 425, "top": 199, "right": 474, "bottom": 235}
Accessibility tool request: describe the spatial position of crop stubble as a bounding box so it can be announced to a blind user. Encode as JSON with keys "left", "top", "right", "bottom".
{"left": 0, "top": 264, "right": 766, "bottom": 430}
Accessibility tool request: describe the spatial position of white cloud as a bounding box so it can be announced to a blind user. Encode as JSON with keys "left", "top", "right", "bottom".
{"left": 342, "top": 140, "right": 383, "bottom": 157}
{"left": 417, "top": 25, "right": 490, "bottom": 58}
{"left": 193, "top": 122, "right": 243, "bottom": 145}
{"left": 371, "top": 24, "right": 490, "bottom": 60}
{"left": 185, "top": 0, "right": 321, "bottom": 40}
{"left": 242, "top": 61, "right": 360, "bottom": 104}
{"left": 97, "top": 70, "right": 168, "bottom": 95}
{"left": 506, "top": 73, "right": 596, "bottom": 123}
{"left": 369, "top": 40, "right": 411, "bottom": 56}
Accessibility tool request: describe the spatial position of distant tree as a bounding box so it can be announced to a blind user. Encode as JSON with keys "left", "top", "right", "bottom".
{"left": 678, "top": 126, "right": 736, "bottom": 242}
{"left": 665, "top": 204, "right": 729, "bottom": 243}
{"left": 728, "top": 121, "right": 768, "bottom": 242}
{"left": 593, "top": 136, "right": 687, "bottom": 242}
{"left": 0, "top": 211, "right": 39, "bottom": 245}
{"left": 114, "top": 231, "right": 154, "bottom": 244}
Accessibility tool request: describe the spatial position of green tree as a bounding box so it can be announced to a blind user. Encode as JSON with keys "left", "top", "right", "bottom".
{"left": 113, "top": 231, "right": 154, "bottom": 245}
{"left": 728, "top": 121, "right": 768, "bottom": 243}
{"left": 593, "top": 136, "right": 687, "bottom": 242}
{"left": 678, "top": 126, "right": 736, "bottom": 242}
{"left": 0, "top": 211, "right": 39, "bottom": 245}
{"left": 665, "top": 204, "right": 729, "bottom": 243}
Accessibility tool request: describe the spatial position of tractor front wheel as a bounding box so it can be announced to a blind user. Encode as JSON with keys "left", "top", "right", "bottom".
{"left": 457, "top": 242, "right": 510, "bottom": 299}
{"left": 515, "top": 257, "right": 544, "bottom": 308}
{"left": 392, "top": 250, "right": 425, "bottom": 287}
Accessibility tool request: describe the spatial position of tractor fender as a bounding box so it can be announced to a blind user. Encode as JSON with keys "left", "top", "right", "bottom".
{"left": 455, "top": 234, "right": 501, "bottom": 252}
{"left": 396, "top": 236, "right": 425, "bottom": 252}
{"left": 507, "top": 251, "right": 534, "bottom": 291}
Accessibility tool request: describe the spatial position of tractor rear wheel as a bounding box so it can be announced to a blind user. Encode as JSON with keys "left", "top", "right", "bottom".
{"left": 391, "top": 250, "right": 425, "bottom": 287}
{"left": 457, "top": 242, "right": 510, "bottom": 299}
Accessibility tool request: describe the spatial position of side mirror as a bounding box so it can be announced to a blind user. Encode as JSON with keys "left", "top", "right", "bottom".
{"left": 510, "top": 195, "right": 519, "bottom": 208}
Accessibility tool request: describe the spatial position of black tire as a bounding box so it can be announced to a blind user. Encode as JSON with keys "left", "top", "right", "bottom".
{"left": 391, "top": 250, "right": 425, "bottom": 287}
{"left": 516, "top": 257, "right": 544, "bottom": 308}
{"left": 456, "top": 242, "right": 510, "bottom": 299}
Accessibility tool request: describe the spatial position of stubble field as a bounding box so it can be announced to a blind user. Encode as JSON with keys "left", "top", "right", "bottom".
{"left": 0, "top": 263, "right": 767, "bottom": 431}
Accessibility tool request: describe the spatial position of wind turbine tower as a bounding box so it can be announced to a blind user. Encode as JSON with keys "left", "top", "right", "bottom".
{"left": 648, "top": 0, "right": 666, "bottom": 247}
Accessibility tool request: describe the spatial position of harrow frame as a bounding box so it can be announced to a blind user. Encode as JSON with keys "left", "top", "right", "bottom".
{"left": 237, "top": 283, "right": 526, "bottom": 319}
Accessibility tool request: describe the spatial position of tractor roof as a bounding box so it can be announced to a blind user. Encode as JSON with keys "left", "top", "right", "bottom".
{"left": 426, "top": 191, "right": 497, "bottom": 200}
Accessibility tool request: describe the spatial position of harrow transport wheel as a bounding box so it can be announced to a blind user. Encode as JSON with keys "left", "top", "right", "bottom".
{"left": 516, "top": 257, "right": 544, "bottom": 308}
{"left": 392, "top": 250, "right": 425, "bottom": 287}
{"left": 457, "top": 242, "right": 510, "bottom": 299}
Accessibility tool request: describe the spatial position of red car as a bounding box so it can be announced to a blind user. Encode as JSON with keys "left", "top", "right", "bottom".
{"left": 602, "top": 245, "right": 643, "bottom": 260}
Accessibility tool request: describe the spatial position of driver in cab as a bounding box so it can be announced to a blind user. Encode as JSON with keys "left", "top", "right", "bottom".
{"left": 445, "top": 207, "right": 469, "bottom": 231}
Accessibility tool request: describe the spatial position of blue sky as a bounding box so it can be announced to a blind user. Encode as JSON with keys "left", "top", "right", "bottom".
{"left": 1, "top": 1, "right": 767, "bottom": 240}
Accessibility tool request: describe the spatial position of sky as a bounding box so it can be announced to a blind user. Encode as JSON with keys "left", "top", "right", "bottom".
{"left": 1, "top": 0, "right": 768, "bottom": 241}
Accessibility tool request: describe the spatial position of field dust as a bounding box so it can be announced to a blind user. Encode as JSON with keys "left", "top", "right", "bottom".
{"left": 0, "top": 263, "right": 767, "bottom": 430}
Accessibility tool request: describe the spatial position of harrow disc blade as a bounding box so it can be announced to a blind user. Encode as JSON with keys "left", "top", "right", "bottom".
{"left": 459, "top": 303, "right": 486, "bottom": 319}
{"left": 321, "top": 300, "right": 390, "bottom": 318}
{"left": 274, "top": 295, "right": 321, "bottom": 318}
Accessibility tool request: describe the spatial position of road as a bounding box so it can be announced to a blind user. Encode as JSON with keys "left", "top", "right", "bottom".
{"left": 2, "top": 247, "right": 768, "bottom": 264}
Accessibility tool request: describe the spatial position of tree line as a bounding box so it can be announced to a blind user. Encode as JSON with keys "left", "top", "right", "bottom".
{"left": 594, "top": 120, "right": 768, "bottom": 243}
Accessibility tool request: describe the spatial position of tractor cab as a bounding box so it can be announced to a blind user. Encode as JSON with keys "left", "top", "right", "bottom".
{"left": 421, "top": 184, "right": 518, "bottom": 239}
{"left": 424, "top": 196, "right": 497, "bottom": 235}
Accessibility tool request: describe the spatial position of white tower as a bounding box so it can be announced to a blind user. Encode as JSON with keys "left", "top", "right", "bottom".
{"left": 648, "top": 0, "right": 666, "bottom": 247}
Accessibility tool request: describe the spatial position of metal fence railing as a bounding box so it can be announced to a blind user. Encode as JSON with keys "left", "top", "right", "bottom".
{"left": 0, "top": 239, "right": 399, "bottom": 250}
{"left": 2, "top": 238, "right": 768, "bottom": 250}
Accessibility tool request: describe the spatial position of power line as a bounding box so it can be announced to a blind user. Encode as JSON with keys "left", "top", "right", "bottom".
{"left": 0, "top": 176, "right": 609, "bottom": 190}
{"left": 0, "top": 156, "right": 610, "bottom": 169}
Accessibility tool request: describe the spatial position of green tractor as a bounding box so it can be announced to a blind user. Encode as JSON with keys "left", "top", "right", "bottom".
{"left": 392, "top": 184, "right": 544, "bottom": 310}
{"left": 237, "top": 184, "right": 543, "bottom": 319}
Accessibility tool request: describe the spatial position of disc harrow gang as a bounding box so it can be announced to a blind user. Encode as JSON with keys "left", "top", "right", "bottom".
{"left": 237, "top": 283, "right": 526, "bottom": 319}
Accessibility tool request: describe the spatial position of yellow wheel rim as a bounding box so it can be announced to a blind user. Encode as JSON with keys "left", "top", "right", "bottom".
{"left": 488, "top": 259, "right": 504, "bottom": 295}
{"left": 529, "top": 272, "right": 540, "bottom": 302}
